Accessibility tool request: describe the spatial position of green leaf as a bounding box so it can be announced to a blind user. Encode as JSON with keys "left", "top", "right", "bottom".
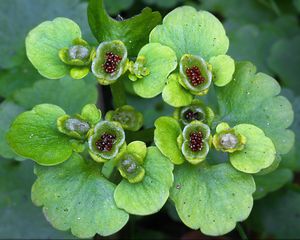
{"left": 0, "top": 101, "right": 25, "bottom": 160}
{"left": 149, "top": 6, "right": 229, "bottom": 61}
{"left": 216, "top": 61, "right": 294, "bottom": 155}
{"left": 170, "top": 163, "right": 255, "bottom": 236}
{"left": 229, "top": 124, "right": 276, "bottom": 174}
{"left": 0, "top": 60, "right": 43, "bottom": 98}
{"left": 132, "top": 43, "right": 177, "bottom": 98}
{"left": 162, "top": 74, "right": 193, "bottom": 107}
{"left": 0, "top": 158, "right": 74, "bottom": 239}
{"left": 0, "top": 0, "right": 92, "bottom": 69}
{"left": 6, "top": 104, "right": 74, "bottom": 166}
{"left": 104, "top": 0, "right": 134, "bottom": 15}
{"left": 114, "top": 147, "right": 173, "bottom": 215}
{"left": 248, "top": 187, "right": 300, "bottom": 239}
{"left": 32, "top": 153, "right": 129, "bottom": 238}
{"left": 26, "top": 17, "right": 81, "bottom": 79}
{"left": 12, "top": 77, "right": 97, "bottom": 115}
{"left": 268, "top": 34, "right": 300, "bottom": 93}
{"left": 88, "top": 0, "right": 162, "bottom": 57}
{"left": 154, "top": 117, "right": 185, "bottom": 165}
{"left": 209, "top": 55, "right": 235, "bottom": 87}
{"left": 253, "top": 168, "right": 293, "bottom": 200}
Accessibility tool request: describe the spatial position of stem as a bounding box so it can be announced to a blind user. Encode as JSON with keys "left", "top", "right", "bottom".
{"left": 236, "top": 223, "right": 248, "bottom": 240}
{"left": 125, "top": 128, "right": 154, "bottom": 143}
{"left": 110, "top": 80, "right": 127, "bottom": 108}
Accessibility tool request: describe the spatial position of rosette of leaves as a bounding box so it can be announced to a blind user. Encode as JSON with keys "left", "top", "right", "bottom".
{"left": 6, "top": 104, "right": 101, "bottom": 166}
{"left": 105, "top": 105, "right": 144, "bottom": 131}
{"left": 150, "top": 6, "right": 235, "bottom": 107}
{"left": 127, "top": 43, "right": 177, "bottom": 98}
{"left": 213, "top": 122, "right": 276, "bottom": 173}
{"left": 26, "top": 18, "right": 94, "bottom": 79}
{"left": 91, "top": 40, "right": 128, "bottom": 85}
{"left": 114, "top": 143, "right": 174, "bottom": 215}
{"left": 173, "top": 99, "right": 214, "bottom": 126}
{"left": 88, "top": 121, "right": 126, "bottom": 162}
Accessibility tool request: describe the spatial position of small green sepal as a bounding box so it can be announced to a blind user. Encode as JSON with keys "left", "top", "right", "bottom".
{"left": 128, "top": 56, "right": 150, "bottom": 81}
{"left": 88, "top": 121, "right": 125, "bottom": 161}
{"left": 91, "top": 40, "right": 128, "bottom": 85}
{"left": 181, "top": 121, "right": 211, "bottom": 164}
{"left": 213, "top": 122, "right": 246, "bottom": 153}
{"left": 80, "top": 104, "right": 102, "bottom": 126}
{"left": 105, "top": 105, "right": 143, "bottom": 131}
{"left": 115, "top": 141, "right": 147, "bottom": 183}
{"left": 179, "top": 54, "right": 212, "bottom": 95}
{"left": 174, "top": 99, "right": 214, "bottom": 126}
{"left": 57, "top": 115, "right": 90, "bottom": 140}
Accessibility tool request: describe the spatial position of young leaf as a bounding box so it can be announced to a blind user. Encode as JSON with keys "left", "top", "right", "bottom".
{"left": 6, "top": 104, "right": 75, "bottom": 166}
{"left": 32, "top": 153, "right": 129, "bottom": 238}
{"left": 132, "top": 43, "right": 177, "bottom": 98}
{"left": 26, "top": 17, "right": 81, "bottom": 79}
{"left": 150, "top": 6, "right": 229, "bottom": 61}
{"left": 154, "top": 117, "right": 185, "bottom": 165}
{"left": 216, "top": 61, "right": 294, "bottom": 155}
{"left": 114, "top": 147, "right": 174, "bottom": 215}
{"left": 0, "top": 101, "right": 25, "bottom": 160}
{"left": 12, "top": 77, "right": 97, "bottom": 115}
{"left": 170, "top": 163, "right": 255, "bottom": 236}
{"left": 87, "top": 0, "right": 162, "bottom": 57}
{"left": 229, "top": 124, "right": 276, "bottom": 174}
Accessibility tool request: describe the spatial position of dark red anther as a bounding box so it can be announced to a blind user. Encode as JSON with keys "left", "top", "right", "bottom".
{"left": 95, "top": 133, "right": 116, "bottom": 152}
{"left": 102, "top": 52, "right": 122, "bottom": 74}
{"left": 185, "top": 66, "right": 205, "bottom": 87}
{"left": 184, "top": 110, "right": 201, "bottom": 122}
{"left": 189, "top": 131, "right": 203, "bottom": 152}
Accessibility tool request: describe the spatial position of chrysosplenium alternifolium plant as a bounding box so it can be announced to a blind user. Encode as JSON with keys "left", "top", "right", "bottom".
{"left": 6, "top": 0, "right": 295, "bottom": 238}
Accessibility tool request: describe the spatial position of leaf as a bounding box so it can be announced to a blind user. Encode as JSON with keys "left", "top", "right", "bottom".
{"left": 104, "top": 0, "right": 134, "bottom": 15}
{"left": 32, "top": 153, "right": 129, "bottom": 238}
{"left": 253, "top": 168, "right": 293, "bottom": 200}
{"left": 0, "top": 101, "right": 25, "bottom": 160}
{"left": 216, "top": 61, "right": 294, "bottom": 155}
{"left": 268, "top": 34, "right": 300, "bottom": 93}
{"left": 132, "top": 43, "right": 177, "bottom": 98}
{"left": 88, "top": 0, "right": 162, "bottom": 57}
{"left": 0, "top": 0, "right": 92, "bottom": 69}
{"left": 229, "top": 124, "right": 276, "bottom": 174}
{"left": 114, "top": 147, "right": 173, "bottom": 215}
{"left": 209, "top": 55, "right": 235, "bottom": 87}
{"left": 154, "top": 117, "right": 185, "bottom": 165}
{"left": 0, "top": 158, "right": 74, "bottom": 239}
{"left": 12, "top": 77, "right": 97, "bottom": 115}
{"left": 149, "top": 6, "right": 229, "bottom": 61}
{"left": 6, "top": 104, "right": 74, "bottom": 166}
{"left": 170, "top": 162, "right": 255, "bottom": 236}
{"left": 0, "top": 60, "right": 43, "bottom": 98}
{"left": 248, "top": 187, "right": 300, "bottom": 239}
{"left": 162, "top": 74, "right": 193, "bottom": 107}
{"left": 26, "top": 17, "right": 81, "bottom": 79}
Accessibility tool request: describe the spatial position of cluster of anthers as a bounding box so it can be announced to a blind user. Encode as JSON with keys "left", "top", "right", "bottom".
{"left": 103, "top": 52, "right": 122, "bottom": 74}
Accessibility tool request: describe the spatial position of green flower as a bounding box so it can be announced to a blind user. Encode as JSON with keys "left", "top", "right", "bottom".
{"left": 128, "top": 56, "right": 150, "bottom": 81}
{"left": 105, "top": 105, "right": 143, "bottom": 131}
{"left": 212, "top": 122, "right": 246, "bottom": 153}
{"left": 174, "top": 99, "right": 214, "bottom": 126}
{"left": 58, "top": 38, "right": 95, "bottom": 79}
{"left": 154, "top": 116, "right": 211, "bottom": 165}
{"left": 88, "top": 121, "right": 125, "bottom": 162}
{"left": 57, "top": 104, "right": 101, "bottom": 140}
{"left": 91, "top": 40, "right": 128, "bottom": 85}
{"left": 115, "top": 141, "right": 146, "bottom": 183}
{"left": 181, "top": 121, "right": 211, "bottom": 164}
{"left": 179, "top": 54, "right": 212, "bottom": 95}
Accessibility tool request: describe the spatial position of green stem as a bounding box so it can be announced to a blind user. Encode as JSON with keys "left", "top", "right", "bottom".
{"left": 125, "top": 128, "right": 154, "bottom": 143}
{"left": 110, "top": 80, "right": 127, "bottom": 108}
{"left": 236, "top": 223, "right": 248, "bottom": 240}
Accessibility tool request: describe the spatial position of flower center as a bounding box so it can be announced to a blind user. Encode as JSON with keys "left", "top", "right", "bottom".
{"left": 103, "top": 52, "right": 122, "bottom": 74}
{"left": 184, "top": 110, "right": 204, "bottom": 122}
{"left": 220, "top": 133, "right": 238, "bottom": 149}
{"left": 95, "top": 133, "right": 116, "bottom": 152}
{"left": 68, "top": 45, "right": 89, "bottom": 60}
{"left": 186, "top": 66, "right": 205, "bottom": 86}
{"left": 121, "top": 158, "right": 137, "bottom": 174}
{"left": 65, "top": 118, "right": 90, "bottom": 133}
{"left": 189, "top": 131, "right": 203, "bottom": 152}
{"left": 112, "top": 112, "right": 131, "bottom": 125}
